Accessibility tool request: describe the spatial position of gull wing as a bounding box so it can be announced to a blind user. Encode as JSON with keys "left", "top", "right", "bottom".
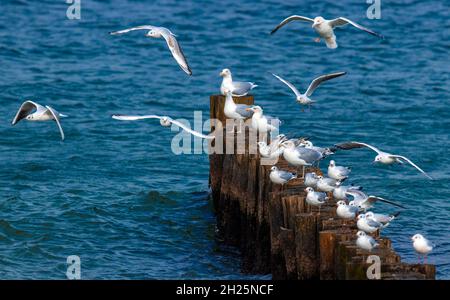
{"left": 305, "top": 72, "right": 346, "bottom": 97}
{"left": 232, "top": 82, "right": 256, "bottom": 96}
{"left": 270, "top": 15, "right": 314, "bottom": 35}
{"left": 334, "top": 141, "right": 382, "bottom": 155}
{"left": 169, "top": 119, "right": 215, "bottom": 140}
{"left": 346, "top": 189, "right": 368, "bottom": 201}
{"left": 12, "top": 101, "right": 42, "bottom": 125}
{"left": 328, "top": 17, "right": 384, "bottom": 39}
{"left": 367, "top": 196, "right": 406, "bottom": 209}
{"left": 235, "top": 104, "right": 254, "bottom": 118}
{"left": 160, "top": 29, "right": 192, "bottom": 75}
{"left": 45, "top": 106, "right": 65, "bottom": 141}
{"left": 389, "top": 155, "right": 433, "bottom": 180}
{"left": 112, "top": 115, "right": 163, "bottom": 121}
{"left": 272, "top": 73, "right": 302, "bottom": 97}
{"left": 109, "top": 25, "right": 156, "bottom": 35}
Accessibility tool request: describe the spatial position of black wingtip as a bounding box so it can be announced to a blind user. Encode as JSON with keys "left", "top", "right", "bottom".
{"left": 393, "top": 212, "right": 401, "bottom": 217}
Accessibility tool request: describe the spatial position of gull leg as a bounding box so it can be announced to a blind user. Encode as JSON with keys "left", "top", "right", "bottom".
{"left": 236, "top": 120, "right": 242, "bottom": 134}
{"left": 314, "top": 37, "right": 321, "bottom": 43}
{"left": 424, "top": 254, "right": 427, "bottom": 264}
{"left": 302, "top": 166, "right": 305, "bottom": 179}
{"left": 227, "top": 123, "right": 235, "bottom": 134}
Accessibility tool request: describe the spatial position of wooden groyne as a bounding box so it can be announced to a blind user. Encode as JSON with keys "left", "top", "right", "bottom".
{"left": 208, "top": 94, "right": 435, "bottom": 280}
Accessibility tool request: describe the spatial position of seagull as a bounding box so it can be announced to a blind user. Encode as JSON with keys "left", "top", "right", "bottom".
{"left": 328, "top": 160, "right": 351, "bottom": 181}
{"left": 281, "top": 140, "right": 323, "bottom": 177}
{"left": 333, "top": 185, "right": 362, "bottom": 200}
{"left": 336, "top": 200, "right": 359, "bottom": 219}
{"left": 258, "top": 134, "right": 287, "bottom": 159}
{"left": 272, "top": 72, "right": 346, "bottom": 109}
{"left": 269, "top": 166, "right": 297, "bottom": 186}
{"left": 270, "top": 15, "right": 384, "bottom": 49}
{"left": 357, "top": 214, "right": 383, "bottom": 233}
{"left": 11, "top": 100, "right": 67, "bottom": 141}
{"left": 346, "top": 189, "right": 406, "bottom": 211}
{"left": 335, "top": 141, "right": 433, "bottom": 180}
{"left": 304, "top": 172, "right": 320, "bottom": 188}
{"left": 356, "top": 231, "right": 379, "bottom": 252}
{"left": 112, "top": 114, "right": 214, "bottom": 139}
{"left": 247, "top": 106, "right": 281, "bottom": 133}
{"left": 223, "top": 90, "right": 253, "bottom": 133}
{"left": 365, "top": 211, "right": 400, "bottom": 228}
{"left": 220, "top": 68, "right": 257, "bottom": 96}
{"left": 305, "top": 187, "right": 328, "bottom": 213}
{"left": 316, "top": 175, "right": 340, "bottom": 192}
{"left": 411, "top": 234, "right": 433, "bottom": 264}
{"left": 110, "top": 25, "right": 192, "bottom": 75}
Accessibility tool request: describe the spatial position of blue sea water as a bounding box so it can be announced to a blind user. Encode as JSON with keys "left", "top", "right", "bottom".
{"left": 0, "top": 0, "right": 448, "bottom": 279}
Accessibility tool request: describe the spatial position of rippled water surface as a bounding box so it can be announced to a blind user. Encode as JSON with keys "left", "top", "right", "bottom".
{"left": 0, "top": 0, "right": 448, "bottom": 279}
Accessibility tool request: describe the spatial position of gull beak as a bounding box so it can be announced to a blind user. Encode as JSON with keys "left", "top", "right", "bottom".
{"left": 245, "top": 108, "right": 252, "bottom": 111}
{"left": 219, "top": 71, "right": 225, "bottom": 77}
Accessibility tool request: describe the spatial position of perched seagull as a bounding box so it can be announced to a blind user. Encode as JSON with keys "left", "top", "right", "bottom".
{"left": 11, "top": 100, "right": 67, "bottom": 141}
{"left": 281, "top": 140, "right": 323, "bottom": 177}
{"left": 316, "top": 175, "right": 340, "bottom": 192}
{"left": 305, "top": 187, "right": 328, "bottom": 213}
{"left": 346, "top": 189, "right": 405, "bottom": 211}
{"left": 304, "top": 172, "right": 320, "bottom": 188}
{"left": 272, "top": 72, "right": 346, "bottom": 109}
{"left": 365, "top": 211, "right": 400, "bottom": 228}
{"left": 270, "top": 15, "right": 384, "bottom": 49}
{"left": 335, "top": 141, "right": 433, "bottom": 180}
{"left": 357, "top": 214, "right": 383, "bottom": 233}
{"left": 112, "top": 114, "right": 214, "bottom": 139}
{"left": 411, "top": 234, "right": 433, "bottom": 264}
{"left": 333, "top": 185, "right": 362, "bottom": 200}
{"left": 220, "top": 68, "right": 257, "bottom": 96}
{"left": 356, "top": 231, "right": 379, "bottom": 252}
{"left": 110, "top": 25, "right": 192, "bottom": 75}
{"left": 336, "top": 200, "right": 359, "bottom": 219}
{"left": 223, "top": 90, "right": 253, "bottom": 133}
{"left": 328, "top": 160, "right": 351, "bottom": 181}
{"left": 247, "top": 106, "right": 281, "bottom": 133}
{"left": 258, "top": 134, "right": 287, "bottom": 159}
{"left": 270, "top": 166, "right": 297, "bottom": 185}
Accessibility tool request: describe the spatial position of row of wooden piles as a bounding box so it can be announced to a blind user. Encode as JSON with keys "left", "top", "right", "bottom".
{"left": 208, "top": 94, "right": 435, "bottom": 280}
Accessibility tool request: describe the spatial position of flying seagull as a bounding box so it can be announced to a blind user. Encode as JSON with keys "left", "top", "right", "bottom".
{"left": 11, "top": 100, "right": 67, "bottom": 141}
{"left": 220, "top": 68, "right": 257, "bottom": 97}
{"left": 110, "top": 25, "right": 192, "bottom": 75}
{"left": 112, "top": 114, "right": 214, "bottom": 139}
{"left": 346, "top": 189, "right": 406, "bottom": 211}
{"left": 270, "top": 15, "right": 384, "bottom": 49}
{"left": 272, "top": 72, "right": 346, "bottom": 109}
{"left": 334, "top": 141, "right": 433, "bottom": 179}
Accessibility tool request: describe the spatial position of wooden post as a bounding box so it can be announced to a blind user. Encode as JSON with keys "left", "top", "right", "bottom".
{"left": 319, "top": 230, "right": 337, "bottom": 280}
{"left": 295, "top": 213, "right": 319, "bottom": 279}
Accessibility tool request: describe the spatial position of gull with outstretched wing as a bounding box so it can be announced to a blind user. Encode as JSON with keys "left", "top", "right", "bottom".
{"left": 112, "top": 114, "right": 215, "bottom": 140}
{"left": 11, "top": 100, "right": 67, "bottom": 141}
{"left": 272, "top": 72, "right": 346, "bottom": 110}
{"left": 270, "top": 15, "right": 384, "bottom": 49}
{"left": 110, "top": 25, "right": 192, "bottom": 75}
